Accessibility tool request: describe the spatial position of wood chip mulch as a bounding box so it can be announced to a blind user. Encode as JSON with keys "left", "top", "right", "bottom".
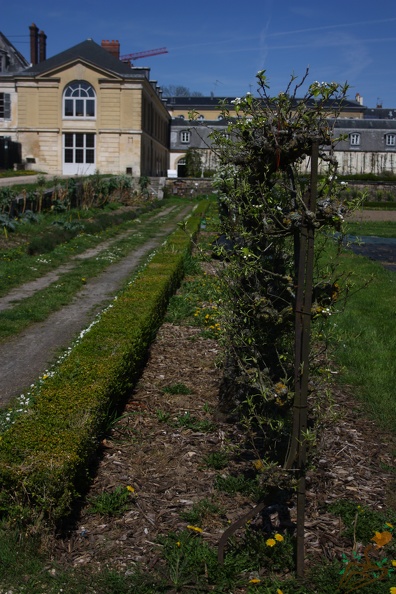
{"left": 52, "top": 321, "right": 396, "bottom": 579}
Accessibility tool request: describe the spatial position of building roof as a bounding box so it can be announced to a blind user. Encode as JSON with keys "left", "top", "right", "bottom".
{"left": 165, "top": 95, "right": 365, "bottom": 112}
{"left": 17, "top": 38, "right": 150, "bottom": 79}
{"left": 333, "top": 118, "right": 396, "bottom": 130}
{"left": 0, "top": 31, "right": 29, "bottom": 73}
{"left": 364, "top": 107, "right": 396, "bottom": 120}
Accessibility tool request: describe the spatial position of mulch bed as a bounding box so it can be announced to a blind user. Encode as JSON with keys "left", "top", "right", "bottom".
{"left": 52, "top": 321, "right": 396, "bottom": 578}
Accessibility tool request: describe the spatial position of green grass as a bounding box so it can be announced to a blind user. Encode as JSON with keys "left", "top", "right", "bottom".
{"left": 330, "top": 249, "right": 396, "bottom": 431}
{"left": 0, "top": 202, "right": 189, "bottom": 342}
{"left": 0, "top": 199, "right": 180, "bottom": 297}
{"left": 344, "top": 219, "right": 396, "bottom": 238}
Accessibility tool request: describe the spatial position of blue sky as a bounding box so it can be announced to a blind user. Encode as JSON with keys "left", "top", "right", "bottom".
{"left": 3, "top": 0, "right": 396, "bottom": 107}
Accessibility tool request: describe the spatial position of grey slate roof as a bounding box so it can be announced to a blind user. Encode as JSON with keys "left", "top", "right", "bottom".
{"left": 17, "top": 39, "right": 147, "bottom": 78}
{"left": 166, "top": 95, "right": 365, "bottom": 112}
{"left": 0, "top": 31, "right": 29, "bottom": 73}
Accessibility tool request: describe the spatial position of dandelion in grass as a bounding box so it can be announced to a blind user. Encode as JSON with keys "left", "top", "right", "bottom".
{"left": 248, "top": 577, "right": 260, "bottom": 584}
{"left": 390, "top": 588, "right": 396, "bottom": 594}
{"left": 126, "top": 485, "right": 135, "bottom": 493}
{"left": 391, "top": 560, "right": 396, "bottom": 567}
{"left": 266, "top": 538, "right": 276, "bottom": 547}
{"left": 187, "top": 525, "right": 203, "bottom": 533}
{"left": 274, "top": 533, "right": 284, "bottom": 542}
{"left": 371, "top": 531, "right": 392, "bottom": 547}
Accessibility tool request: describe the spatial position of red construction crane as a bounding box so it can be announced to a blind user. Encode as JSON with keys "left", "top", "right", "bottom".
{"left": 120, "top": 47, "right": 168, "bottom": 64}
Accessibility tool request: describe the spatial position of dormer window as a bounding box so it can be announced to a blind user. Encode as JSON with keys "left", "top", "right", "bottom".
{"left": 63, "top": 81, "right": 96, "bottom": 118}
{"left": 180, "top": 131, "right": 191, "bottom": 143}
{"left": 349, "top": 133, "right": 360, "bottom": 146}
{"left": 385, "top": 133, "right": 396, "bottom": 147}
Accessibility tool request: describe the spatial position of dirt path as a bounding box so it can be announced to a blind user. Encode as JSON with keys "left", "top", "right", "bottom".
{"left": 0, "top": 204, "right": 194, "bottom": 406}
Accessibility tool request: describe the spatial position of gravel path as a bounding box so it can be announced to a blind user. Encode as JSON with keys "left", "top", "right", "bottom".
{"left": 0, "top": 204, "right": 194, "bottom": 406}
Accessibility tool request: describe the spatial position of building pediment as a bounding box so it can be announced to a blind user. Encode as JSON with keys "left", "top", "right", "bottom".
{"left": 31, "top": 58, "right": 122, "bottom": 81}
{"left": 17, "top": 39, "right": 140, "bottom": 81}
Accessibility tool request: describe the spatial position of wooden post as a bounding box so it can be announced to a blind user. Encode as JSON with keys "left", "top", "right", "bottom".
{"left": 285, "top": 140, "right": 319, "bottom": 578}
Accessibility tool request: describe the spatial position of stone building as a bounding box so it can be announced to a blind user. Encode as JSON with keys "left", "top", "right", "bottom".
{"left": 166, "top": 96, "right": 396, "bottom": 177}
{"left": 0, "top": 29, "right": 169, "bottom": 176}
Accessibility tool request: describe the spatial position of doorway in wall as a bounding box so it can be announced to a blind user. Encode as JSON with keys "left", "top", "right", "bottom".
{"left": 63, "top": 132, "right": 96, "bottom": 175}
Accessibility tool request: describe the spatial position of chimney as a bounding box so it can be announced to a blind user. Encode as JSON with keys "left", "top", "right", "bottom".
{"left": 29, "top": 23, "right": 39, "bottom": 65}
{"left": 101, "top": 40, "right": 120, "bottom": 60}
{"left": 355, "top": 92, "right": 363, "bottom": 106}
{"left": 39, "top": 30, "right": 47, "bottom": 63}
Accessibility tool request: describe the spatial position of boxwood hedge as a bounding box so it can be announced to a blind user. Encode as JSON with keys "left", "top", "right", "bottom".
{"left": 0, "top": 200, "right": 208, "bottom": 527}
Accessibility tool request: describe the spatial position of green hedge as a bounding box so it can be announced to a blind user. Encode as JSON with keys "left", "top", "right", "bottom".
{"left": 0, "top": 200, "right": 208, "bottom": 526}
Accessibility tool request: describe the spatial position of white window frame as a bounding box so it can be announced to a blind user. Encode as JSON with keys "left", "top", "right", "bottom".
{"left": 349, "top": 133, "right": 361, "bottom": 146}
{"left": 180, "top": 131, "right": 191, "bottom": 143}
{"left": 63, "top": 81, "right": 96, "bottom": 119}
{"left": 0, "top": 93, "right": 11, "bottom": 120}
{"left": 385, "top": 133, "right": 396, "bottom": 147}
{"left": 62, "top": 132, "right": 96, "bottom": 175}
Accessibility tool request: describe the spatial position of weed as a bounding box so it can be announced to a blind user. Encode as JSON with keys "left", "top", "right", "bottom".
{"left": 87, "top": 486, "right": 135, "bottom": 517}
{"left": 214, "top": 473, "right": 263, "bottom": 499}
{"left": 203, "top": 451, "right": 229, "bottom": 469}
{"left": 328, "top": 499, "right": 396, "bottom": 545}
{"left": 162, "top": 382, "right": 191, "bottom": 395}
{"left": 180, "top": 498, "right": 222, "bottom": 524}
{"left": 174, "top": 411, "right": 215, "bottom": 432}
{"left": 156, "top": 409, "right": 171, "bottom": 422}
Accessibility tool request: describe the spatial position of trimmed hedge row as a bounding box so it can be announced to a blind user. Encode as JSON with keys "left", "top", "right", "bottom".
{"left": 0, "top": 200, "right": 208, "bottom": 526}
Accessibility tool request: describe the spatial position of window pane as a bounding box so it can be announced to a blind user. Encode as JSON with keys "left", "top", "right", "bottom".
{"left": 75, "top": 149, "right": 84, "bottom": 163}
{"left": 65, "top": 149, "right": 73, "bottom": 163}
{"left": 86, "top": 100, "right": 95, "bottom": 117}
{"left": 86, "top": 149, "right": 95, "bottom": 163}
{"left": 64, "top": 134, "right": 74, "bottom": 147}
{"left": 85, "top": 134, "right": 95, "bottom": 148}
{"left": 75, "top": 134, "right": 84, "bottom": 148}
{"left": 75, "top": 100, "right": 84, "bottom": 116}
{"left": 64, "top": 99, "right": 74, "bottom": 117}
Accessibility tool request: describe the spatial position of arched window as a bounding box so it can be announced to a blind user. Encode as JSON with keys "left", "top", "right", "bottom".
{"left": 63, "top": 81, "right": 96, "bottom": 118}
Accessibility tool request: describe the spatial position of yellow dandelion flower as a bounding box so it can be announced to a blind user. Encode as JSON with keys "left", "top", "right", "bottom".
{"left": 253, "top": 459, "right": 264, "bottom": 471}
{"left": 248, "top": 578, "right": 261, "bottom": 584}
{"left": 277, "top": 590, "right": 284, "bottom": 594}
{"left": 187, "top": 525, "right": 203, "bottom": 533}
{"left": 390, "top": 587, "right": 396, "bottom": 594}
{"left": 266, "top": 538, "right": 276, "bottom": 547}
{"left": 372, "top": 531, "right": 392, "bottom": 547}
{"left": 274, "top": 533, "right": 284, "bottom": 542}
{"left": 126, "top": 485, "right": 135, "bottom": 493}
{"left": 391, "top": 560, "right": 396, "bottom": 567}
{"left": 176, "top": 541, "right": 181, "bottom": 547}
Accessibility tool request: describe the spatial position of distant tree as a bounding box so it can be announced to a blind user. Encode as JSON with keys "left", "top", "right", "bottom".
{"left": 162, "top": 85, "right": 203, "bottom": 97}
{"left": 185, "top": 148, "right": 202, "bottom": 177}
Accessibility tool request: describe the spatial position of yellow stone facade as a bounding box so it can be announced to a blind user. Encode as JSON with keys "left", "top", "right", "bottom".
{"left": 1, "top": 41, "right": 170, "bottom": 176}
